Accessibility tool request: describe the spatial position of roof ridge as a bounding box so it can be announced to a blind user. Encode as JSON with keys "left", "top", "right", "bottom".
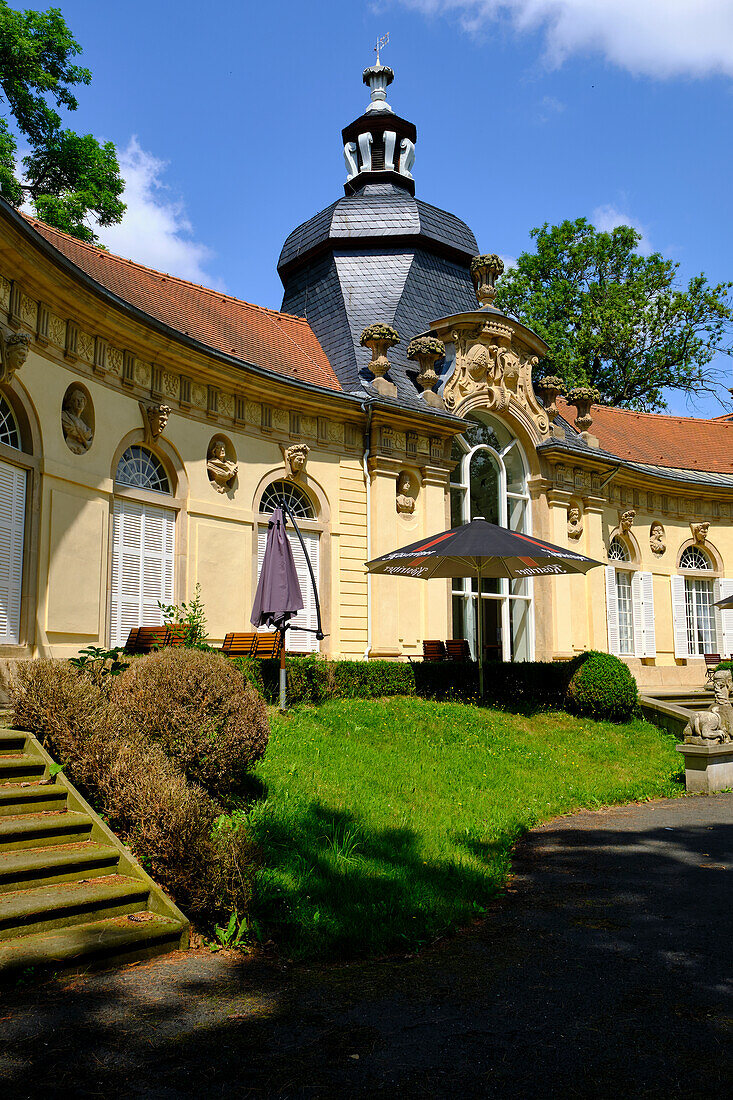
{"left": 22, "top": 213, "right": 313, "bottom": 329}
{"left": 557, "top": 394, "right": 730, "bottom": 427}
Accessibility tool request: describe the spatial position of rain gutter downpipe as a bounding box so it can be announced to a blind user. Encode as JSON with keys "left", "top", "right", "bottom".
{"left": 362, "top": 400, "right": 374, "bottom": 660}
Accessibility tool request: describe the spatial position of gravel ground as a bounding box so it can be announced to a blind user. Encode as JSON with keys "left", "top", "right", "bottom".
{"left": 1, "top": 793, "right": 731, "bottom": 1100}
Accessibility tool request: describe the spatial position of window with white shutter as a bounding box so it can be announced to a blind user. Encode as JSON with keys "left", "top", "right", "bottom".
{"left": 110, "top": 499, "right": 175, "bottom": 646}
{"left": 257, "top": 527, "right": 320, "bottom": 653}
{"left": 0, "top": 459, "right": 25, "bottom": 644}
{"left": 714, "top": 578, "right": 733, "bottom": 658}
{"left": 631, "top": 570, "right": 656, "bottom": 658}
{"left": 671, "top": 575, "right": 690, "bottom": 658}
{"left": 605, "top": 566, "right": 620, "bottom": 656}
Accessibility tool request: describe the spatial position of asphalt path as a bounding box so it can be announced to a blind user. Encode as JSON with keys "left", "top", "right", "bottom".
{"left": 1, "top": 793, "right": 731, "bottom": 1099}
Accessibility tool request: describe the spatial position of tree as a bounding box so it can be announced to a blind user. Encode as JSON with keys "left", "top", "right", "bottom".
{"left": 495, "top": 218, "right": 733, "bottom": 412}
{"left": 0, "top": 1, "right": 124, "bottom": 243}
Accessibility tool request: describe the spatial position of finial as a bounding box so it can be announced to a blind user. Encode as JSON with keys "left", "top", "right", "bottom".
{"left": 363, "top": 34, "right": 394, "bottom": 115}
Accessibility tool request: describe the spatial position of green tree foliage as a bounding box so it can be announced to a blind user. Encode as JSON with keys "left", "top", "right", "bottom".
{"left": 495, "top": 218, "right": 733, "bottom": 411}
{"left": 0, "top": 2, "right": 124, "bottom": 243}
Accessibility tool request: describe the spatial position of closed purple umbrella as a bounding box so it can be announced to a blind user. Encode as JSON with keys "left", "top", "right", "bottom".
{"left": 251, "top": 506, "right": 303, "bottom": 709}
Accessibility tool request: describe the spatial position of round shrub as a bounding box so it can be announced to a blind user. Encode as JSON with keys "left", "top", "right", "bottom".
{"left": 111, "top": 648, "right": 270, "bottom": 800}
{"left": 564, "top": 651, "right": 638, "bottom": 721}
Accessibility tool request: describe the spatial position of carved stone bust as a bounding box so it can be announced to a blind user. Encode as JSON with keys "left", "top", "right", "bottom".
{"left": 140, "top": 401, "right": 170, "bottom": 443}
{"left": 396, "top": 472, "right": 416, "bottom": 514}
{"left": 691, "top": 521, "right": 710, "bottom": 545}
{"left": 567, "top": 505, "right": 583, "bottom": 541}
{"left": 1, "top": 330, "right": 31, "bottom": 384}
{"left": 61, "top": 387, "right": 93, "bottom": 454}
{"left": 207, "top": 440, "right": 238, "bottom": 493}
{"left": 283, "top": 443, "right": 309, "bottom": 481}
{"left": 683, "top": 668, "right": 733, "bottom": 745}
{"left": 620, "top": 509, "right": 636, "bottom": 534}
{"left": 650, "top": 523, "right": 666, "bottom": 555}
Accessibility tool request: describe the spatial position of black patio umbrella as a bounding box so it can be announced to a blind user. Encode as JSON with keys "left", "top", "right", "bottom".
{"left": 366, "top": 516, "right": 603, "bottom": 696}
{"left": 251, "top": 505, "right": 304, "bottom": 708}
{"left": 715, "top": 594, "right": 733, "bottom": 610}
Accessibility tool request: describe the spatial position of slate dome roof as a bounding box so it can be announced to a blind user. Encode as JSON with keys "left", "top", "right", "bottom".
{"left": 277, "top": 183, "right": 478, "bottom": 274}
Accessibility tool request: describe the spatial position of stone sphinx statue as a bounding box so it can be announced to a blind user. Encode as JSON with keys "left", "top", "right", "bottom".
{"left": 683, "top": 668, "right": 733, "bottom": 745}
{"left": 207, "top": 440, "right": 238, "bottom": 493}
{"left": 61, "top": 387, "right": 94, "bottom": 454}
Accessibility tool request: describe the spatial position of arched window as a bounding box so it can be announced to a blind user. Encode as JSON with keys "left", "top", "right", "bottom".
{"left": 257, "top": 479, "right": 319, "bottom": 652}
{"left": 259, "top": 479, "right": 315, "bottom": 519}
{"left": 449, "top": 412, "right": 533, "bottom": 661}
{"left": 608, "top": 536, "right": 630, "bottom": 562}
{"left": 115, "top": 445, "right": 170, "bottom": 494}
{"left": 679, "top": 546, "right": 715, "bottom": 655}
{"left": 0, "top": 394, "right": 21, "bottom": 450}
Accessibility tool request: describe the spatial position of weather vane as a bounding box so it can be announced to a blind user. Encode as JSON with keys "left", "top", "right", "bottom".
{"left": 374, "top": 33, "right": 390, "bottom": 65}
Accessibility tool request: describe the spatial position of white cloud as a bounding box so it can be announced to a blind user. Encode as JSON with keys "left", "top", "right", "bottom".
{"left": 591, "top": 203, "right": 653, "bottom": 254}
{"left": 395, "top": 1, "right": 733, "bottom": 79}
{"left": 499, "top": 253, "right": 517, "bottom": 270}
{"left": 96, "top": 138, "right": 222, "bottom": 288}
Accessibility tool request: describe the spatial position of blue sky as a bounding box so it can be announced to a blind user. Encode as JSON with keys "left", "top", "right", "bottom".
{"left": 18, "top": 0, "right": 733, "bottom": 415}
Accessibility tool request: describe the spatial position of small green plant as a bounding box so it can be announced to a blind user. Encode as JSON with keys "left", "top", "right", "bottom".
{"left": 69, "top": 645, "right": 128, "bottom": 680}
{"left": 48, "top": 761, "right": 65, "bottom": 779}
{"left": 158, "top": 582, "right": 208, "bottom": 647}
{"left": 210, "top": 911, "right": 249, "bottom": 952}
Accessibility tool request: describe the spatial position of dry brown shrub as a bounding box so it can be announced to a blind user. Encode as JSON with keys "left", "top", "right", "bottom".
{"left": 10, "top": 657, "right": 258, "bottom": 924}
{"left": 111, "top": 648, "right": 269, "bottom": 801}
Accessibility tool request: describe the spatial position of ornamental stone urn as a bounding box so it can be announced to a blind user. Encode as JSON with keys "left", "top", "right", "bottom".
{"left": 567, "top": 385, "right": 601, "bottom": 435}
{"left": 406, "top": 335, "right": 445, "bottom": 408}
{"left": 534, "top": 375, "right": 566, "bottom": 422}
{"left": 470, "top": 254, "right": 504, "bottom": 307}
{"left": 360, "top": 323, "right": 400, "bottom": 397}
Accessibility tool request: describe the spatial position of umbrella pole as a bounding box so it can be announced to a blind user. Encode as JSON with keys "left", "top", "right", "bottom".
{"left": 477, "top": 562, "right": 484, "bottom": 700}
{"left": 279, "top": 627, "right": 287, "bottom": 712}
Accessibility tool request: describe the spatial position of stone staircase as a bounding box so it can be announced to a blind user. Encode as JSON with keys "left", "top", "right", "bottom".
{"left": 0, "top": 721, "right": 189, "bottom": 977}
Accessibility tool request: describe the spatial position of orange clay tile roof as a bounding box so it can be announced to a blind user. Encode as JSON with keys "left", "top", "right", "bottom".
{"left": 557, "top": 396, "right": 733, "bottom": 474}
{"left": 22, "top": 216, "right": 341, "bottom": 392}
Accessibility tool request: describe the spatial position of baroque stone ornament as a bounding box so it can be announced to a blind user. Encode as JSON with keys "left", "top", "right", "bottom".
{"left": 360, "top": 323, "right": 399, "bottom": 397}
{"left": 619, "top": 509, "right": 636, "bottom": 534}
{"left": 567, "top": 386, "right": 601, "bottom": 434}
{"left": 470, "top": 254, "right": 504, "bottom": 307}
{"left": 683, "top": 669, "right": 733, "bottom": 745}
{"left": 139, "top": 401, "right": 170, "bottom": 444}
{"left": 534, "top": 375, "right": 566, "bottom": 421}
{"left": 207, "top": 439, "right": 237, "bottom": 493}
{"left": 650, "top": 523, "right": 666, "bottom": 555}
{"left": 396, "top": 472, "right": 416, "bottom": 514}
{"left": 61, "top": 386, "right": 93, "bottom": 454}
{"left": 0, "top": 328, "right": 31, "bottom": 384}
{"left": 691, "top": 521, "right": 710, "bottom": 545}
{"left": 281, "top": 442, "right": 309, "bottom": 481}
{"left": 567, "top": 505, "right": 583, "bottom": 541}
{"left": 406, "top": 335, "right": 445, "bottom": 408}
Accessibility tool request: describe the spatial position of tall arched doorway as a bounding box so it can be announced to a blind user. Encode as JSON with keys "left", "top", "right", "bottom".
{"left": 0, "top": 393, "right": 26, "bottom": 644}
{"left": 449, "top": 412, "right": 534, "bottom": 661}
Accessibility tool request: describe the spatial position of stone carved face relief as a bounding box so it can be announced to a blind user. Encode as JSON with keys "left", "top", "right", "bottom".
{"left": 691, "top": 521, "right": 710, "bottom": 545}
{"left": 713, "top": 668, "right": 732, "bottom": 706}
{"left": 396, "top": 473, "right": 415, "bottom": 514}
{"left": 61, "top": 386, "right": 94, "bottom": 454}
{"left": 284, "top": 443, "right": 309, "bottom": 480}
{"left": 650, "top": 523, "right": 666, "bottom": 555}
{"left": 567, "top": 506, "right": 583, "bottom": 540}
{"left": 620, "top": 509, "right": 636, "bottom": 534}
{"left": 207, "top": 439, "right": 238, "bottom": 493}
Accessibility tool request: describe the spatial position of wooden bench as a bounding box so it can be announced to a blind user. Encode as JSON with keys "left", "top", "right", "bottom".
{"left": 419, "top": 640, "right": 447, "bottom": 662}
{"left": 704, "top": 652, "right": 721, "bottom": 686}
{"left": 445, "top": 639, "right": 471, "bottom": 661}
{"left": 220, "top": 632, "right": 284, "bottom": 660}
{"left": 221, "top": 632, "right": 257, "bottom": 658}
{"left": 251, "top": 632, "right": 283, "bottom": 659}
{"left": 124, "top": 626, "right": 173, "bottom": 654}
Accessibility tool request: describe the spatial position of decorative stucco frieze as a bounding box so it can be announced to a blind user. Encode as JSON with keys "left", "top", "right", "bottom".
{"left": 134, "top": 359, "right": 151, "bottom": 387}
{"left": 76, "top": 331, "right": 94, "bottom": 363}
{"left": 191, "top": 383, "right": 207, "bottom": 409}
{"left": 162, "top": 371, "right": 178, "bottom": 398}
{"left": 47, "top": 313, "right": 66, "bottom": 348}
{"left": 106, "top": 346, "right": 123, "bottom": 376}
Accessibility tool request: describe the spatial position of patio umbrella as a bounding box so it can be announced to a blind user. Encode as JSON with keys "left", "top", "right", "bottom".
{"left": 366, "top": 516, "right": 603, "bottom": 697}
{"left": 251, "top": 505, "right": 304, "bottom": 709}
{"left": 715, "top": 594, "right": 733, "bottom": 610}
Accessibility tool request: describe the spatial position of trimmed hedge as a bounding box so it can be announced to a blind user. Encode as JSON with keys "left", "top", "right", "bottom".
{"left": 565, "top": 650, "right": 638, "bottom": 721}
{"left": 237, "top": 650, "right": 637, "bottom": 720}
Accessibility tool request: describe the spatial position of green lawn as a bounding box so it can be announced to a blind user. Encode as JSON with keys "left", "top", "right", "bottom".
{"left": 239, "top": 697, "right": 683, "bottom": 960}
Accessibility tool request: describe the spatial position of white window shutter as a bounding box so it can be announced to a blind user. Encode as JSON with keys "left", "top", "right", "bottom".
{"left": 640, "top": 571, "right": 656, "bottom": 658}
{"left": 605, "top": 566, "right": 620, "bottom": 656}
{"left": 257, "top": 527, "right": 320, "bottom": 653}
{"left": 714, "top": 578, "right": 733, "bottom": 658}
{"left": 671, "top": 575, "right": 690, "bottom": 659}
{"left": 0, "top": 459, "right": 25, "bottom": 644}
{"left": 110, "top": 499, "right": 175, "bottom": 647}
{"left": 631, "top": 571, "right": 645, "bottom": 657}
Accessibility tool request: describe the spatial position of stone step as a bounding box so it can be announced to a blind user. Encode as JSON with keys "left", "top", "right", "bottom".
{"left": 0, "top": 912, "right": 186, "bottom": 977}
{"left": 0, "top": 730, "right": 27, "bottom": 754}
{"left": 0, "top": 874, "right": 151, "bottom": 939}
{"left": 0, "top": 841, "right": 119, "bottom": 892}
{"left": 0, "top": 811, "right": 91, "bottom": 850}
{"left": 0, "top": 753, "right": 46, "bottom": 783}
{"left": 0, "top": 781, "right": 67, "bottom": 816}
